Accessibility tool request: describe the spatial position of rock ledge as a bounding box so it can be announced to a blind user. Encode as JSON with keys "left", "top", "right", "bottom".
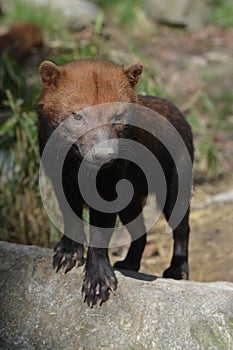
{"left": 0, "top": 241, "right": 232, "bottom": 349}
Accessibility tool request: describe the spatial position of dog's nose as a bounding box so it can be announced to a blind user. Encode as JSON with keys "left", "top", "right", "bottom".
{"left": 93, "top": 147, "right": 116, "bottom": 162}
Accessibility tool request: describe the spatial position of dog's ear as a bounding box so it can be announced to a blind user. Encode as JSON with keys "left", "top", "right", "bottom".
{"left": 39, "top": 61, "right": 61, "bottom": 88}
{"left": 125, "top": 63, "right": 143, "bottom": 88}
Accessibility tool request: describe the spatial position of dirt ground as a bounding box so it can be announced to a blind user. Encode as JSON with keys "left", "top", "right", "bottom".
{"left": 142, "top": 179, "right": 233, "bottom": 282}
{"left": 109, "top": 24, "right": 233, "bottom": 282}
{"left": 110, "top": 178, "right": 233, "bottom": 282}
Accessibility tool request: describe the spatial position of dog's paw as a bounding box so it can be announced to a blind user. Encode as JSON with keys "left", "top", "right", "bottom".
{"left": 82, "top": 265, "right": 117, "bottom": 307}
{"left": 163, "top": 261, "right": 189, "bottom": 280}
{"left": 114, "top": 260, "right": 140, "bottom": 272}
{"left": 53, "top": 237, "right": 85, "bottom": 273}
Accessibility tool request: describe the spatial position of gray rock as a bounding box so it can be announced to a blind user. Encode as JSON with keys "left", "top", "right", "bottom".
{"left": 37, "top": 0, "right": 100, "bottom": 29}
{"left": 1, "top": 0, "right": 100, "bottom": 30}
{"left": 146, "top": 0, "right": 211, "bottom": 30}
{"left": 0, "top": 241, "right": 233, "bottom": 350}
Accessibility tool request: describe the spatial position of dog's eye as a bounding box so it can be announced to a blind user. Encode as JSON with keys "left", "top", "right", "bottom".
{"left": 114, "top": 114, "right": 122, "bottom": 123}
{"left": 72, "top": 112, "right": 83, "bottom": 121}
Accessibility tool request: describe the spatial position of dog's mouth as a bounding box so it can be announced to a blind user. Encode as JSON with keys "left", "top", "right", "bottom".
{"left": 82, "top": 158, "right": 116, "bottom": 171}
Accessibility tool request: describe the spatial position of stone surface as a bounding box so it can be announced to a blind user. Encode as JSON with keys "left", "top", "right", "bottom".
{"left": 146, "top": 0, "right": 211, "bottom": 29}
{"left": 1, "top": 0, "right": 100, "bottom": 30}
{"left": 0, "top": 241, "right": 233, "bottom": 350}
{"left": 36, "top": 0, "right": 100, "bottom": 29}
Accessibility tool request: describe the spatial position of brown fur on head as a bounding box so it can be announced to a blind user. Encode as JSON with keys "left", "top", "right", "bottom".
{"left": 36, "top": 59, "right": 143, "bottom": 122}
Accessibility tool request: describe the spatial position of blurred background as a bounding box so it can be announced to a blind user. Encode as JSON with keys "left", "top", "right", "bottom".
{"left": 0, "top": 0, "right": 232, "bottom": 281}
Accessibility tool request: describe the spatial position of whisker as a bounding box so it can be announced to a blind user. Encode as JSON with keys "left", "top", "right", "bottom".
{"left": 119, "top": 147, "right": 137, "bottom": 158}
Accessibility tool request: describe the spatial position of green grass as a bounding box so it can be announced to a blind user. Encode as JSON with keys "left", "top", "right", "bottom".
{"left": 187, "top": 113, "right": 219, "bottom": 177}
{"left": 3, "top": 0, "right": 65, "bottom": 39}
{"left": 0, "top": 0, "right": 65, "bottom": 246}
{"left": 96, "top": 0, "right": 142, "bottom": 27}
{"left": 0, "top": 91, "right": 53, "bottom": 245}
{"left": 211, "top": 0, "right": 233, "bottom": 27}
{"left": 138, "top": 68, "right": 167, "bottom": 97}
{"left": 186, "top": 91, "right": 229, "bottom": 177}
{"left": 215, "top": 91, "right": 233, "bottom": 124}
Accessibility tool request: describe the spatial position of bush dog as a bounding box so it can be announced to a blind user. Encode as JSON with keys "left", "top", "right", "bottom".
{"left": 36, "top": 59, "right": 193, "bottom": 307}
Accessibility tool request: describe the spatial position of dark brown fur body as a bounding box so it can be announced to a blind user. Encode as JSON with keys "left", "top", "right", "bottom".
{"left": 36, "top": 59, "right": 193, "bottom": 307}
{"left": 0, "top": 21, "right": 42, "bottom": 60}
